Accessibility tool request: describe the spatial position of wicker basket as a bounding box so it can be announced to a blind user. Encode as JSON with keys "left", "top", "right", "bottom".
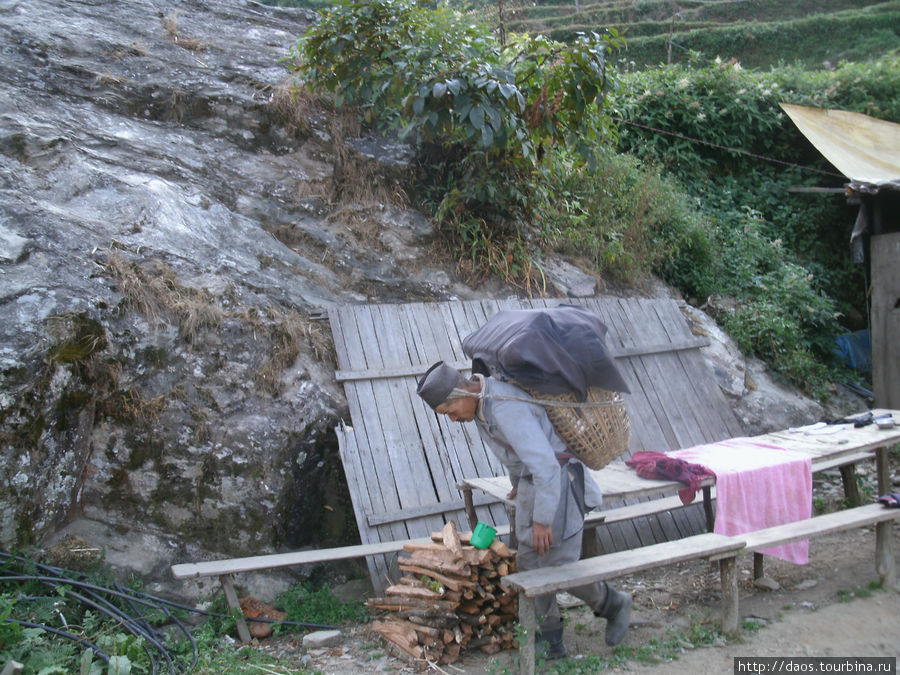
{"left": 525, "top": 386, "right": 631, "bottom": 470}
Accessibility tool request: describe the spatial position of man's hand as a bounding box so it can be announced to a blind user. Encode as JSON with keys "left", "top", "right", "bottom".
{"left": 532, "top": 522, "right": 553, "bottom": 555}
{"left": 507, "top": 487, "right": 518, "bottom": 500}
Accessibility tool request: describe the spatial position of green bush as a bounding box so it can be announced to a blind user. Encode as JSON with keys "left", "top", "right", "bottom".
{"left": 538, "top": 149, "right": 714, "bottom": 284}
{"left": 289, "top": 0, "right": 624, "bottom": 282}
{"left": 605, "top": 57, "right": 896, "bottom": 393}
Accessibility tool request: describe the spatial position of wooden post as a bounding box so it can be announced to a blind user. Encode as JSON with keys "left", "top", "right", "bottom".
{"left": 839, "top": 465, "right": 861, "bottom": 506}
{"left": 719, "top": 556, "right": 739, "bottom": 634}
{"left": 870, "top": 232, "right": 900, "bottom": 408}
{"left": 582, "top": 525, "right": 602, "bottom": 558}
{"left": 506, "top": 503, "right": 518, "bottom": 550}
{"left": 463, "top": 486, "right": 478, "bottom": 530}
{"left": 753, "top": 552, "right": 765, "bottom": 580}
{"left": 518, "top": 596, "right": 536, "bottom": 675}
{"left": 875, "top": 521, "right": 896, "bottom": 590}
{"left": 702, "top": 486, "right": 715, "bottom": 531}
{"left": 875, "top": 445, "right": 896, "bottom": 589}
{"left": 219, "top": 573, "right": 252, "bottom": 643}
{"left": 875, "top": 446, "right": 891, "bottom": 497}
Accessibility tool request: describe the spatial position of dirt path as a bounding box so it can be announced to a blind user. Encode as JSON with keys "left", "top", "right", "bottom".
{"left": 296, "top": 524, "right": 899, "bottom": 674}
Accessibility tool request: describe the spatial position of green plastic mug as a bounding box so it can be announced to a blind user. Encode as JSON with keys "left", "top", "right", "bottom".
{"left": 471, "top": 521, "right": 497, "bottom": 549}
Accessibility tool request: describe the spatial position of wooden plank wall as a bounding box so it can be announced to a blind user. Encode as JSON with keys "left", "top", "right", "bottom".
{"left": 329, "top": 298, "right": 744, "bottom": 592}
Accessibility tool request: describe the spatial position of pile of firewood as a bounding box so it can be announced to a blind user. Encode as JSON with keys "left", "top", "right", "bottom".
{"left": 366, "top": 521, "right": 519, "bottom": 667}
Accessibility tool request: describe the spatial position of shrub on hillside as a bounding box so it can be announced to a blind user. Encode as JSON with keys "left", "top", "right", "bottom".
{"left": 288, "top": 0, "right": 624, "bottom": 283}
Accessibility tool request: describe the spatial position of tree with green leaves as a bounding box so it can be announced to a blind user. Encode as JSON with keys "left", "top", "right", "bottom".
{"left": 288, "top": 0, "right": 624, "bottom": 279}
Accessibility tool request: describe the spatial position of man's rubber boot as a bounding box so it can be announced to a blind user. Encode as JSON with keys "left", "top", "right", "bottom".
{"left": 535, "top": 622, "right": 568, "bottom": 660}
{"left": 594, "top": 588, "right": 632, "bottom": 646}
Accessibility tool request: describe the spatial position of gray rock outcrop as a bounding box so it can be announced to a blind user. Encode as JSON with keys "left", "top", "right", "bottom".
{"left": 0, "top": 0, "right": 863, "bottom": 602}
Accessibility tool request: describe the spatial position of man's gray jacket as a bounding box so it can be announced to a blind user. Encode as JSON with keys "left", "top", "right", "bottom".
{"left": 474, "top": 377, "right": 604, "bottom": 541}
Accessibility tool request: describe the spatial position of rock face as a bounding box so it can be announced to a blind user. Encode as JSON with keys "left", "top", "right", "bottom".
{"left": 0, "top": 0, "right": 863, "bottom": 601}
{"left": 0, "top": 0, "right": 456, "bottom": 596}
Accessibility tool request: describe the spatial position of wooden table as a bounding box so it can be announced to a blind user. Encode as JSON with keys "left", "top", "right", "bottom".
{"left": 458, "top": 408, "right": 900, "bottom": 549}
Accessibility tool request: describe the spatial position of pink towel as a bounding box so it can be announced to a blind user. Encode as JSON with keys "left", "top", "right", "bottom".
{"left": 671, "top": 438, "right": 812, "bottom": 564}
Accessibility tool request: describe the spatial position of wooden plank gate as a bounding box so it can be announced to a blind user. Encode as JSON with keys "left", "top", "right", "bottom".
{"left": 328, "top": 297, "right": 745, "bottom": 592}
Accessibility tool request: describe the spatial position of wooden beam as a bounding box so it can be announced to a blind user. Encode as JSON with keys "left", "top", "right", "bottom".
{"left": 334, "top": 338, "right": 711, "bottom": 382}
{"left": 365, "top": 493, "right": 501, "bottom": 527}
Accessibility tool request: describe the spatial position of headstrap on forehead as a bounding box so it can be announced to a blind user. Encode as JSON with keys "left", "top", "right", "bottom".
{"left": 416, "top": 361, "right": 467, "bottom": 409}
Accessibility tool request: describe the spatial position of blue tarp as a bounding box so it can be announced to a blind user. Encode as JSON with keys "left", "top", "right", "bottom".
{"left": 834, "top": 330, "right": 872, "bottom": 372}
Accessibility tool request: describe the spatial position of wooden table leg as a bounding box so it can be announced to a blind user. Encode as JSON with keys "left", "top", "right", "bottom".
{"left": 753, "top": 552, "right": 765, "bottom": 580}
{"left": 839, "top": 465, "right": 861, "bottom": 506}
{"left": 875, "top": 520, "right": 896, "bottom": 590}
{"left": 875, "top": 445, "right": 896, "bottom": 589}
{"left": 702, "top": 486, "right": 715, "bottom": 532}
{"left": 719, "top": 556, "right": 739, "bottom": 634}
{"left": 875, "top": 446, "right": 890, "bottom": 496}
{"left": 518, "top": 595, "right": 536, "bottom": 675}
{"left": 220, "top": 573, "right": 252, "bottom": 643}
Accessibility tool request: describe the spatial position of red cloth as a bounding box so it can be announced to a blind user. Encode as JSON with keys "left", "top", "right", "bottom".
{"left": 625, "top": 450, "right": 716, "bottom": 505}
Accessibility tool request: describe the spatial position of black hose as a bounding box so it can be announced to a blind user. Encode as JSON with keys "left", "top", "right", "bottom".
{"left": 3, "top": 575, "right": 168, "bottom": 674}
{"left": 1, "top": 550, "right": 344, "bottom": 673}
{"left": 5, "top": 618, "right": 111, "bottom": 663}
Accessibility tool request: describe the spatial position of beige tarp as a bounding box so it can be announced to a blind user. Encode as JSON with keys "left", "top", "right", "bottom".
{"left": 780, "top": 103, "right": 900, "bottom": 191}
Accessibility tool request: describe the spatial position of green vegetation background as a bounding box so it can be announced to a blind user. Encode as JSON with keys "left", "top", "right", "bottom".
{"left": 284, "top": 0, "right": 898, "bottom": 398}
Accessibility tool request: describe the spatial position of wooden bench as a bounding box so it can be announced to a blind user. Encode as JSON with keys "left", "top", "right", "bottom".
{"left": 501, "top": 532, "right": 746, "bottom": 675}
{"left": 170, "top": 537, "right": 443, "bottom": 642}
{"left": 501, "top": 503, "right": 900, "bottom": 675}
{"left": 714, "top": 502, "right": 900, "bottom": 632}
{"left": 169, "top": 488, "right": 717, "bottom": 642}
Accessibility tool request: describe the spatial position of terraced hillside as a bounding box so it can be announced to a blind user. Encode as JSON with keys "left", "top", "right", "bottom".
{"left": 500, "top": 0, "right": 900, "bottom": 68}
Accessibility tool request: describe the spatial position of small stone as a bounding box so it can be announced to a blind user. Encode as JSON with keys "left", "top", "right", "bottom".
{"left": 302, "top": 629, "right": 342, "bottom": 648}
{"left": 753, "top": 576, "right": 781, "bottom": 591}
{"left": 794, "top": 579, "right": 818, "bottom": 591}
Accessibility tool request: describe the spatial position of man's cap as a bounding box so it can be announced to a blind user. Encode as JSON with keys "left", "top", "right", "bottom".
{"left": 416, "top": 361, "right": 466, "bottom": 410}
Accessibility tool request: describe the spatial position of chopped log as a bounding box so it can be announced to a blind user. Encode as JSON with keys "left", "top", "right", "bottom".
{"left": 398, "top": 553, "right": 471, "bottom": 576}
{"left": 397, "top": 564, "right": 476, "bottom": 592}
{"left": 440, "top": 643, "right": 461, "bottom": 664}
{"left": 371, "top": 620, "right": 418, "bottom": 648}
{"left": 366, "top": 597, "right": 460, "bottom": 612}
{"left": 457, "top": 599, "right": 484, "bottom": 615}
{"left": 462, "top": 547, "right": 495, "bottom": 566}
{"left": 442, "top": 521, "right": 463, "bottom": 558}
{"left": 458, "top": 612, "right": 488, "bottom": 626}
{"left": 398, "top": 575, "right": 431, "bottom": 587}
{"left": 489, "top": 539, "right": 512, "bottom": 557}
{"left": 384, "top": 584, "right": 443, "bottom": 600}
{"left": 382, "top": 634, "right": 425, "bottom": 662}
{"left": 480, "top": 642, "right": 502, "bottom": 655}
{"left": 396, "top": 619, "right": 443, "bottom": 639}
{"left": 400, "top": 609, "right": 460, "bottom": 626}
{"left": 497, "top": 561, "right": 509, "bottom": 576}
